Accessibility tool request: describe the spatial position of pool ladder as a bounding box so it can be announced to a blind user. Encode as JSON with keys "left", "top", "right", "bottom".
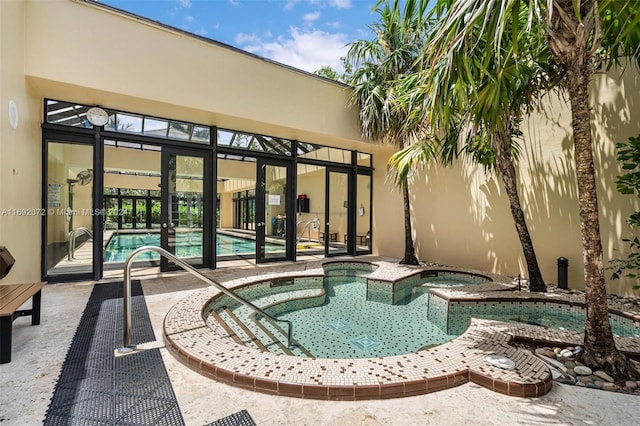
{"left": 117, "top": 245, "right": 293, "bottom": 353}
{"left": 296, "top": 217, "right": 320, "bottom": 245}
{"left": 67, "top": 227, "right": 93, "bottom": 261}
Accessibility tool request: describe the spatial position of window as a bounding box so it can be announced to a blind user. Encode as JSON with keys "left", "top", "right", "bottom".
{"left": 46, "top": 100, "right": 211, "bottom": 145}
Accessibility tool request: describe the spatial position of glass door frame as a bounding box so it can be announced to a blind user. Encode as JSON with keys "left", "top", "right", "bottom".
{"left": 41, "top": 128, "right": 103, "bottom": 282}
{"left": 255, "top": 157, "right": 295, "bottom": 264}
{"left": 160, "top": 146, "right": 214, "bottom": 271}
{"left": 325, "top": 166, "right": 355, "bottom": 257}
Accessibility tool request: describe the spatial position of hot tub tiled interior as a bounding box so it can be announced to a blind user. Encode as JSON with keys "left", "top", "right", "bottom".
{"left": 162, "top": 261, "right": 640, "bottom": 400}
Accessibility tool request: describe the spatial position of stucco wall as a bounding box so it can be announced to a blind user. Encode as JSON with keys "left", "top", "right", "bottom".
{"left": 406, "top": 68, "right": 640, "bottom": 294}
{"left": 24, "top": 0, "right": 364, "bottom": 149}
{"left": 0, "top": 1, "right": 44, "bottom": 284}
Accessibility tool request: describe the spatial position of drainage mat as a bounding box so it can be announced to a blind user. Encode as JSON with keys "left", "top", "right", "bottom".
{"left": 204, "top": 410, "right": 257, "bottom": 426}
{"left": 44, "top": 281, "right": 184, "bottom": 425}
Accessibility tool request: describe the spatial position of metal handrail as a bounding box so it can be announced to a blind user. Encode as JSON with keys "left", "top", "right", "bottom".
{"left": 119, "top": 245, "right": 293, "bottom": 352}
{"left": 67, "top": 227, "right": 94, "bottom": 260}
{"left": 296, "top": 217, "right": 320, "bottom": 244}
{"left": 296, "top": 220, "right": 312, "bottom": 244}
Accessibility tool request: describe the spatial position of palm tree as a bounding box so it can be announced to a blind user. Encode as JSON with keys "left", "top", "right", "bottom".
{"left": 345, "top": 0, "right": 431, "bottom": 265}
{"left": 413, "top": 4, "right": 554, "bottom": 292}
{"left": 423, "top": 0, "right": 640, "bottom": 378}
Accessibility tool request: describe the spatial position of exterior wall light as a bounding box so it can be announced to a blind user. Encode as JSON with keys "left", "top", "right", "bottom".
{"left": 8, "top": 100, "right": 18, "bottom": 129}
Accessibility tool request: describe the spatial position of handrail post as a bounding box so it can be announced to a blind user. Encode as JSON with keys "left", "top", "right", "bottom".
{"left": 117, "top": 245, "right": 293, "bottom": 353}
{"left": 121, "top": 252, "right": 134, "bottom": 350}
{"left": 67, "top": 227, "right": 94, "bottom": 261}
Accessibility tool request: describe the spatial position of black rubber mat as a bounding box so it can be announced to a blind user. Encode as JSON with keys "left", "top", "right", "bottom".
{"left": 205, "top": 410, "right": 256, "bottom": 426}
{"left": 44, "top": 281, "right": 184, "bottom": 425}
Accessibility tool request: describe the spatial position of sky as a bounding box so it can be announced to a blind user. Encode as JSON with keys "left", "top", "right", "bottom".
{"left": 100, "top": 0, "right": 382, "bottom": 73}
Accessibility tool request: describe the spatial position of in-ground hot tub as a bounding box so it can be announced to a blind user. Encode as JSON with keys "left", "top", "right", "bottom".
{"left": 163, "top": 261, "right": 558, "bottom": 399}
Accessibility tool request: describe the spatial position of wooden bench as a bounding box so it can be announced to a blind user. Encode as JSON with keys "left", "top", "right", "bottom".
{"left": 0, "top": 282, "right": 45, "bottom": 364}
{"left": 344, "top": 234, "right": 369, "bottom": 246}
{"left": 319, "top": 231, "right": 337, "bottom": 242}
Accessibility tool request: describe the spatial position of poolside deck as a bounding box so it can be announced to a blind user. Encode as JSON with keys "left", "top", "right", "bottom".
{"left": 2, "top": 257, "right": 639, "bottom": 424}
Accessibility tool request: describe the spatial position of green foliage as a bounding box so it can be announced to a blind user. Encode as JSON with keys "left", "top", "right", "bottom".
{"left": 313, "top": 59, "right": 353, "bottom": 83}
{"left": 610, "top": 135, "right": 640, "bottom": 282}
{"left": 615, "top": 135, "right": 640, "bottom": 198}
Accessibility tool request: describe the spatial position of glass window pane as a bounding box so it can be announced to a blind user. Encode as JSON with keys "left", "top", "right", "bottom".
{"left": 357, "top": 152, "right": 371, "bottom": 167}
{"left": 114, "top": 113, "right": 143, "bottom": 133}
{"left": 135, "top": 199, "right": 147, "bottom": 229}
{"left": 168, "top": 121, "right": 194, "bottom": 140}
{"left": 192, "top": 126, "right": 211, "bottom": 144}
{"left": 143, "top": 118, "right": 169, "bottom": 137}
{"left": 46, "top": 99, "right": 211, "bottom": 145}
{"left": 217, "top": 129, "right": 292, "bottom": 155}
{"left": 327, "top": 171, "right": 349, "bottom": 255}
{"left": 296, "top": 163, "right": 325, "bottom": 255}
{"left": 104, "top": 197, "right": 119, "bottom": 230}
{"left": 168, "top": 154, "right": 204, "bottom": 266}
{"left": 263, "top": 164, "right": 287, "bottom": 260}
{"left": 298, "top": 143, "right": 352, "bottom": 164}
{"left": 356, "top": 174, "right": 372, "bottom": 252}
{"left": 45, "top": 141, "right": 94, "bottom": 276}
{"left": 46, "top": 100, "right": 93, "bottom": 128}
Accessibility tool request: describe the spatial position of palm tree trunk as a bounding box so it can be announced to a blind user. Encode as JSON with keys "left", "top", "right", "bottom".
{"left": 400, "top": 180, "right": 420, "bottom": 265}
{"left": 567, "top": 67, "right": 637, "bottom": 379}
{"left": 495, "top": 135, "right": 546, "bottom": 292}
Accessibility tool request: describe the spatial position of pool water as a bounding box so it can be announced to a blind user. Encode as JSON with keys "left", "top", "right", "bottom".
{"left": 211, "top": 271, "right": 640, "bottom": 359}
{"left": 274, "top": 277, "right": 457, "bottom": 358}
{"left": 104, "top": 231, "right": 284, "bottom": 262}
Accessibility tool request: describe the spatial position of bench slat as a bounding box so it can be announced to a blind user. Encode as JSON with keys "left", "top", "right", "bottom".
{"left": 0, "top": 283, "right": 46, "bottom": 317}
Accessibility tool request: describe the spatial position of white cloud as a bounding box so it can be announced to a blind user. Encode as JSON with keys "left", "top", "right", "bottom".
{"left": 284, "top": 0, "right": 300, "bottom": 11}
{"left": 234, "top": 33, "right": 261, "bottom": 45}
{"left": 325, "top": 21, "right": 342, "bottom": 29}
{"left": 235, "top": 27, "right": 349, "bottom": 73}
{"left": 329, "top": 0, "right": 352, "bottom": 9}
{"left": 303, "top": 11, "right": 321, "bottom": 23}
{"left": 176, "top": 0, "right": 192, "bottom": 8}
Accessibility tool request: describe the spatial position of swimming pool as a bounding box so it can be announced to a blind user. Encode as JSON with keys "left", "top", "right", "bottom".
{"left": 103, "top": 231, "right": 284, "bottom": 262}
{"left": 207, "top": 269, "right": 640, "bottom": 359}
{"left": 208, "top": 271, "right": 490, "bottom": 358}
{"left": 167, "top": 261, "right": 609, "bottom": 399}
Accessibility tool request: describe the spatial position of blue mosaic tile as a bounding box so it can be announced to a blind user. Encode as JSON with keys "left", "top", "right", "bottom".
{"left": 350, "top": 335, "right": 381, "bottom": 351}
{"left": 326, "top": 319, "right": 352, "bottom": 332}
{"left": 206, "top": 267, "right": 640, "bottom": 359}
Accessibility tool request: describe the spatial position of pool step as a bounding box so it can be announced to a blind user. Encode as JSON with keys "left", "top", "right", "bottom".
{"left": 217, "top": 308, "right": 268, "bottom": 351}
{"left": 210, "top": 310, "right": 244, "bottom": 345}
{"left": 248, "top": 315, "right": 298, "bottom": 356}
{"left": 249, "top": 313, "right": 314, "bottom": 357}
{"left": 212, "top": 289, "right": 324, "bottom": 357}
{"left": 216, "top": 307, "right": 303, "bottom": 355}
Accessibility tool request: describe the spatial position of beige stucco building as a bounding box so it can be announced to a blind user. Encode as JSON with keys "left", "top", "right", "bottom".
{"left": 1, "top": 0, "right": 638, "bottom": 294}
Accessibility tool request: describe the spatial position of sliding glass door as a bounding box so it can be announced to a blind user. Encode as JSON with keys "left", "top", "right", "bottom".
{"left": 256, "top": 158, "right": 293, "bottom": 263}
{"left": 160, "top": 147, "right": 212, "bottom": 271}
{"left": 326, "top": 168, "right": 350, "bottom": 256}
{"left": 44, "top": 140, "right": 96, "bottom": 279}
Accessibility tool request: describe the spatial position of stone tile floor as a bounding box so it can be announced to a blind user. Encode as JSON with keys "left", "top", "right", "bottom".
{"left": 1, "top": 256, "right": 639, "bottom": 425}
